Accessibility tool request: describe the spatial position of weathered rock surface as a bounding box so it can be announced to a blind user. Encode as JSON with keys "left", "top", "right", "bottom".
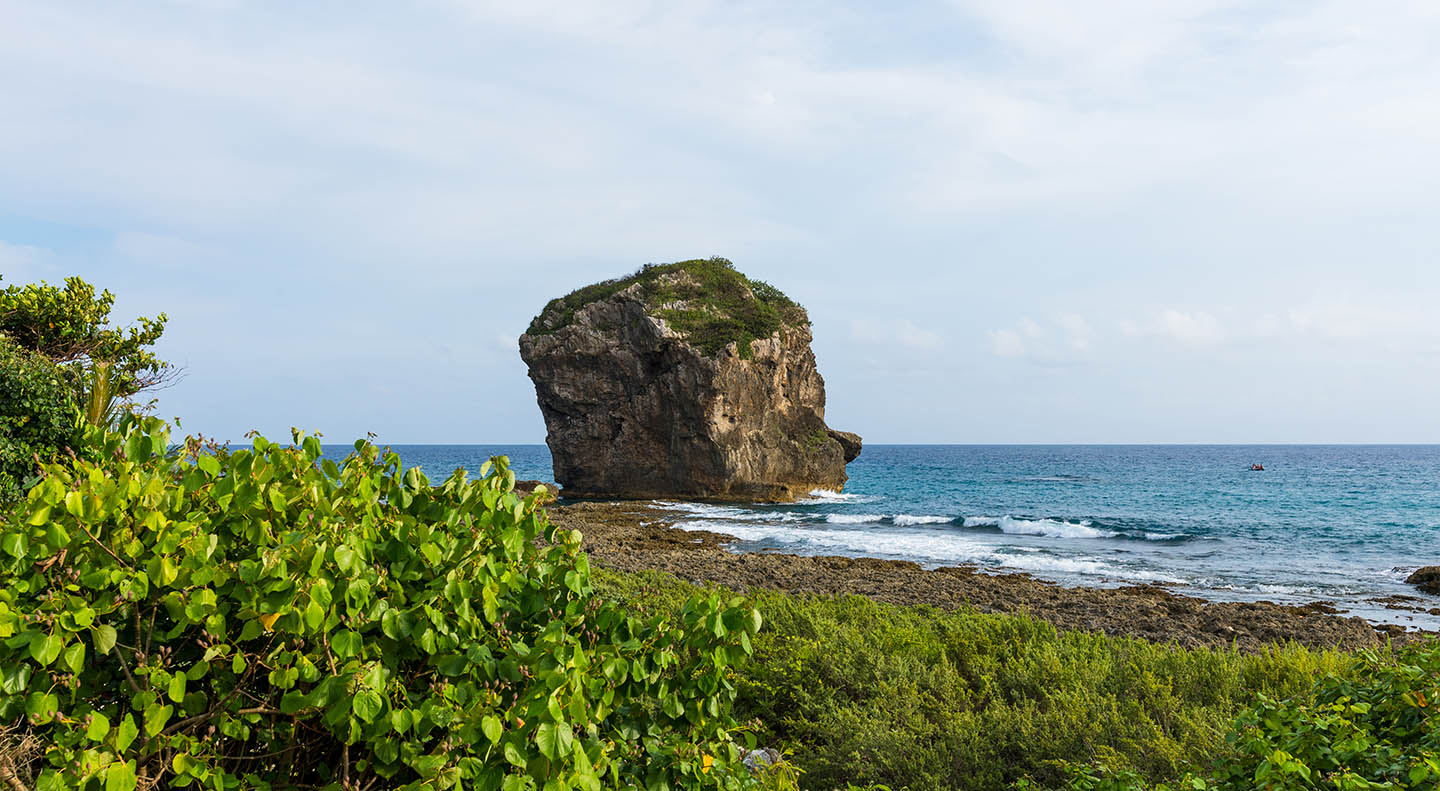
{"left": 827, "top": 429, "right": 863, "bottom": 463}
{"left": 1408, "top": 566, "right": 1440, "bottom": 595}
{"left": 520, "top": 260, "right": 859, "bottom": 501}
{"left": 548, "top": 501, "right": 1430, "bottom": 651}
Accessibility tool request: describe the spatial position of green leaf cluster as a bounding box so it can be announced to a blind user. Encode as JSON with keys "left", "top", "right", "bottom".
{"left": 0, "top": 275, "right": 169, "bottom": 399}
{"left": 0, "top": 418, "right": 764, "bottom": 791}
{"left": 526, "top": 258, "right": 806, "bottom": 360}
{"left": 0, "top": 336, "right": 80, "bottom": 498}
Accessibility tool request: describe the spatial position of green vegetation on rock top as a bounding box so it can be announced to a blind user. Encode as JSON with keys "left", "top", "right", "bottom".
{"left": 527, "top": 257, "right": 807, "bottom": 359}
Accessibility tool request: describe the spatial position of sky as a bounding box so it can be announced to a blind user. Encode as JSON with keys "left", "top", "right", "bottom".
{"left": 2, "top": 0, "right": 1438, "bottom": 444}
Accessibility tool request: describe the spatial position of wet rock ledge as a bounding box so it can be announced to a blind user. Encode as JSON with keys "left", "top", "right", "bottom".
{"left": 548, "top": 500, "right": 1432, "bottom": 653}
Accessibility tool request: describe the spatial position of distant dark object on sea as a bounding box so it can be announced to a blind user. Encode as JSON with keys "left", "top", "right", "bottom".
{"left": 1407, "top": 566, "right": 1440, "bottom": 596}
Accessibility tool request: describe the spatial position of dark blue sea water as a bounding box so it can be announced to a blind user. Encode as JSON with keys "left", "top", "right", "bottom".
{"left": 350, "top": 444, "right": 1440, "bottom": 629}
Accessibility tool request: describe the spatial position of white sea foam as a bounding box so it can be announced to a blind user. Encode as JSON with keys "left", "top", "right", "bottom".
{"left": 822, "top": 513, "right": 955, "bottom": 526}
{"left": 962, "top": 515, "right": 1181, "bottom": 541}
{"left": 797, "top": 489, "right": 878, "bottom": 504}
{"left": 825, "top": 514, "right": 883, "bottom": 524}
{"left": 892, "top": 514, "right": 954, "bottom": 526}
{"left": 964, "top": 515, "right": 1117, "bottom": 539}
{"left": 670, "top": 519, "right": 1185, "bottom": 583}
{"left": 673, "top": 520, "right": 997, "bottom": 565}
{"left": 653, "top": 501, "right": 804, "bottom": 522}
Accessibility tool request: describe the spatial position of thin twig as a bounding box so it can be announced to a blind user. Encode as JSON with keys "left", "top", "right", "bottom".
{"left": 110, "top": 639, "right": 141, "bottom": 695}
{"left": 144, "top": 604, "right": 157, "bottom": 656}
{"left": 75, "top": 522, "right": 132, "bottom": 571}
{"left": 161, "top": 706, "right": 284, "bottom": 737}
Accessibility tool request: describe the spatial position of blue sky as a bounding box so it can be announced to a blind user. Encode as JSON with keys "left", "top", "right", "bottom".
{"left": 3, "top": 0, "right": 1437, "bottom": 443}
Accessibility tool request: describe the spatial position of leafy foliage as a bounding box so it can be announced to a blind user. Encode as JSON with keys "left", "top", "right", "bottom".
{"left": 596, "top": 570, "right": 1352, "bottom": 791}
{"left": 526, "top": 258, "right": 806, "bottom": 359}
{"left": 0, "top": 419, "right": 763, "bottom": 791}
{"left": 0, "top": 276, "right": 169, "bottom": 399}
{"left": 1035, "top": 640, "right": 1440, "bottom": 791}
{"left": 0, "top": 337, "right": 79, "bottom": 498}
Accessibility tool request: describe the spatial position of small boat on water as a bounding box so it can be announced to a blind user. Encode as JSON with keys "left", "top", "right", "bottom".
{"left": 1250, "top": 463, "right": 1264, "bottom": 471}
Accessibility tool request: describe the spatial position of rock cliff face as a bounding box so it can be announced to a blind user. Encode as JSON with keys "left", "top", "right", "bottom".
{"left": 519, "top": 259, "right": 860, "bottom": 502}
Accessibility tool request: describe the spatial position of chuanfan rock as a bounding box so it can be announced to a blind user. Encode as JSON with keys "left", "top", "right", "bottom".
{"left": 520, "top": 258, "right": 861, "bottom": 501}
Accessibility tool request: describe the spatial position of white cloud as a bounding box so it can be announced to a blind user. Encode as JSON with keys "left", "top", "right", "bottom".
{"left": 1056, "top": 313, "right": 1093, "bottom": 350}
{"left": 1156, "top": 309, "right": 1225, "bottom": 346}
{"left": 986, "top": 314, "right": 1096, "bottom": 362}
{"left": 985, "top": 328, "right": 1026, "bottom": 358}
{"left": 851, "top": 318, "right": 943, "bottom": 350}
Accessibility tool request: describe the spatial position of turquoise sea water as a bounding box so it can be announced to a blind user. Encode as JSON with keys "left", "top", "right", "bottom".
{"left": 356, "top": 444, "right": 1440, "bottom": 629}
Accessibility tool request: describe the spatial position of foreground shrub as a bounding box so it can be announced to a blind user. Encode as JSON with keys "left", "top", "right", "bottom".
{"left": 0, "top": 337, "right": 80, "bottom": 498}
{"left": 596, "top": 570, "right": 1351, "bottom": 791}
{"left": 0, "top": 419, "right": 763, "bottom": 790}
{"left": 1045, "top": 640, "right": 1440, "bottom": 790}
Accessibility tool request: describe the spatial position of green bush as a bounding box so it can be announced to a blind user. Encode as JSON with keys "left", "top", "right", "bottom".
{"left": 0, "top": 275, "right": 169, "bottom": 400}
{"left": 595, "top": 570, "right": 1351, "bottom": 791}
{"left": 0, "top": 337, "right": 80, "bottom": 498}
{"left": 527, "top": 258, "right": 807, "bottom": 359}
{"left": 0, "top": 419, "right": 764, "bottom": 790}
{"left": 1045, "top": 640, "right": 1440, "bottom": 790}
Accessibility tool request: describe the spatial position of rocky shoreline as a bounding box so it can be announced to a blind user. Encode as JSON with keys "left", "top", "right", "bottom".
{"left": 545, "top": 497, "right": 1435, "bottom": 652}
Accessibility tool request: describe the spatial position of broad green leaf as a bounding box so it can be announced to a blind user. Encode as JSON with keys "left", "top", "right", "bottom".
{"left": 114, "top": 714, "right": 139, "bottom": 753}
{"left": 168, "top": 673, "right": 186, "bottom": 703}
{"left": 104, "top": 760, "right": 136, "bottom": 791}
{"left": 352, "top": 689, "right": 383, "bottom": 723}
{"left": 332, "top": 630, "right": 361, "bottom": 658}
{"left": 30, "top": 632, "right": 63, "bottom": 665}
{"left": 304, "top": 599, "right": 324, "bottom": 631}
{"left": 503, "top": 741, "right": 525, "bottom": 768}
{"left": 481, "top": 715, "right": 503, "bottom": 744}
{"left": 62, "top": 641, "right": 85, "bottom": 673}
{"left": 86, "top": 711, "right": 111, "bottom": 741}
{"left": 26, "top": 691, "right": 59, "bottom": 721}
{"left": 535, "top": 722, "right": 563, "bottom": 760}
{"left": 390, "top": 708, "right": 413, "bottom": 734}
{"left": 1, "top": 530, "right": 28, "bottom": 557}
{"left": 93, "top": 625, "right": 117, "bottom": 653}
{"left": 144, "top": 703, "right": 173, "bottom": 737}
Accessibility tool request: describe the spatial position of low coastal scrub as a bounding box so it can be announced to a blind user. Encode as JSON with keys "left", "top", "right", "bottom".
{"left": 1039, "top": 642, "right": 1440, "bottom": 791}
{"left": 0, "top": 419, "right": 763, "bottom": 790}
{"left": 526, "top": 258, "right": 805, "bottom": 359}
{"left": 596, "top": 570, "right": 1369, "bottom": 791}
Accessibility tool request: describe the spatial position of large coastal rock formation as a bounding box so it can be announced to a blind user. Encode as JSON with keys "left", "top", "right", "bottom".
{"left": 519, "top": 258, "right": 860, "bottom": 501}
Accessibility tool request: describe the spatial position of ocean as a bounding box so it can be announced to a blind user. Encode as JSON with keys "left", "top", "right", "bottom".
{"left": 345, "top": 443, "right": 1440, "bottom": 629}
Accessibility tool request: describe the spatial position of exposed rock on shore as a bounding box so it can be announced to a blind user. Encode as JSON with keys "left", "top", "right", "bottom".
{"left": 1408, "top": 566, "right": 1440, "bottom": 595}
{"left": 520, "top": 258, "right": 860, "bottom": 502}
{"left": 549, "top": 500, "right": 1427, "bottom": 652}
